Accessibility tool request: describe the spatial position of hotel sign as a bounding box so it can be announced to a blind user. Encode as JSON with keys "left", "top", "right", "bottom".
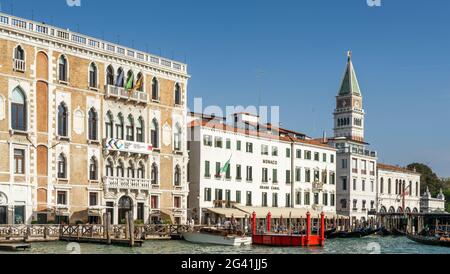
{"left": 104, "top": 138, "right": 153, "bottom": 155}
{"left": 263, "top": 160, "right": 278, "bottom": 165}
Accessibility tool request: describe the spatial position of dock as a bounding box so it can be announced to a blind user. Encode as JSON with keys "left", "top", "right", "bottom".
{"left": 0, "top": 243, "right": 31, "bottom": 251}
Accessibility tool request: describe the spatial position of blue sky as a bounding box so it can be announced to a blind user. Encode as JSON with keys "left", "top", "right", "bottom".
{"left": 3, "top": 0, "right": 450, "bottom": 177}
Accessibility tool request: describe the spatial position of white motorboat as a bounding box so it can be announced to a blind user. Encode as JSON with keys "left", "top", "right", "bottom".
{"left": 182, "top": 228, "right": 252, "bottom": 246}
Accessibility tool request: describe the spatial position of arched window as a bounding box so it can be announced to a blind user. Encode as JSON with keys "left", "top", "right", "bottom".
{"left": 388, "top": 179, "right": 392, "bottom": 194}
{"left": 116, "top": 113, "right": 124, "bottom": 140}
{"left": 126, "top": 115, "right": 134, "bottom": 141}
{"left": 59, "top": 55, "right": 68, "bottom": 82}
{"left": 395, "top": 179, "right": 399, "bottom": 195}
{"left": 127, "top": 161, "right": 135, "bottom": 178}
{"left": 89, "top": 63, "right": 98, "bottom": 88}
{"left": 151, "top": 119, "right": 159, "bottom": 149}
{"left": 58, "top": 103, "right": 68, "bottom": 137}
{"left": 105, "top": 111, "right": 114, "bottom": 139}
{"left": 14, "top": 45, "right": 25, "bottom": 71}
{"left": 380, "top": 178, "right": 384, "bottom": 194}
{"left": 106, "top": 158, "right": 114, "bottom": 177}
{"left": 174, "top": 165, "right": 181, "bottom": 186}
{"left": 174, "top": 83, "right": 181, "bottom": 105}
{"left": 57, "top": 153, "right": 67, "bottom": 179}
{"left": 89, "top": 157, "right": 98, "bottom": 181}
{"left": 116, "top": 160, "right": 124, "bottom": 178}
{"left": 136, "top": 116, "right": 144, "bottom": 143}
{"left": 106, "top": 65, "right": 115, "bottom": 86}
{"left": 14, "top": 45, "right": 25, "bottom": 60}
{"left": 116, "top": 67, "right": 124, "bottom": 87}
{"left": 416, "top": 181, "right": 419, "bottom": 197}
{"left": 136, "top": 72, "right": 144, "bottom": 92}
{"left": 88, "top": 108, "right": 98, "bottom": 141}
{"left": 126, "top": 70, "right": 134, "bottom": 89}
{"left": 151, "top": 163, "right": 158, "bottom": 185}
{"left": 137, "top": 162, "right": 145, "bottom": 179}
{"left": 151, "top": 77, "right": 159, "bottom": 101}
{"left": 11, "top": 87, "right": 27, "bottom": 131}
{"left": 174, "top": 123, "right": 182, "bottom": 151}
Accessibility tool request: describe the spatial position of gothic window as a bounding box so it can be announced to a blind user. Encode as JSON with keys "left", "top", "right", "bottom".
{"left": 14, "top": 45, "right": 25, "bottom": 60}
{"left": 126, "top": 115, "right": 134, "bottom": 141}
{"left": 106, "top": 158, "right": 114, "bottom": 177}
{"left": 57, "top": 153, "right": 67, "bottom": 179}
{"left": 116, "top": 160, "right": 124, "bottom": 177}
{"left": 89, "top": 63, "right": 98, "bottom": 88}
{"left": 11, "top": 87, "right": 27, "bottom": 131}
{"left": 151, "top": 163, "right": 159, "bottom": 185}
{"left": 59, "top": 55, "right": 68, "bottom": 82}
{"left": 105, "top": 111, "right": 114, "bottom": 139}
{"left": 151, "top": 77, "right": 159, "bottom": 101}
{"left": 174, "top": 165, "right": 181, "bottom": 186}
{"left": 137, "top": 162, "right": 145, "bottom": 179}
{"left": 174, "top": 83, "right": 181, "bottom": 105}
{"left": 116, "top": 67, "right": 124, "bottom": 87}
{"left": 106, "top": 65, "right": 114, "bottom": 85}
{"left": 57, "top": 103, "right": 68, "bottom": 137}
{"left": 151, "top": 119, "right": 159, "bottom": 149}
{"left": 127, "top": 161, "right": 135, "bottom": 178}
{"left": 88, "top": 108, "right": 98, "bottom": 141}
{"left": 116, "top": 113, "right": 124, "bottom": 140}
{"left": 174, "top": 123, "right": 182, "bottom": 151}
{"left": 89, "top": 157, "right": 98, "bottom": 181}
{"left": 136, "top": 116, "right": 144, "bottom": 143}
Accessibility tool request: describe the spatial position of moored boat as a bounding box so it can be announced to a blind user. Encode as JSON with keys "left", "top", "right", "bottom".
{"left": 182, "top": 228, "right": 252, "bottom": 246}
{"left": 406, "top": 234, "right": 450, "bottom": 248}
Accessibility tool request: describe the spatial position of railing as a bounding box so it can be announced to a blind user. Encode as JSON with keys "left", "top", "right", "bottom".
{"left": 0, "top": 225, "right": 60, "bottom": 239}
{"left": 338, "top": 147, "right": 377, "bottom": 158}
{"left": 105, "top": 85, "right": 148, "bottom": 104}
{"left": 103, "top": 177, "right": 151, "bottom": 191}
{"left": 13, "top": 58, "right": 25, "bottom": 72}
{"left": 0, "top": 13, "right": 187, "bottom": 74}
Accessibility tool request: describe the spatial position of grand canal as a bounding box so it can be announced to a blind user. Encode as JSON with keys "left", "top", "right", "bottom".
{"left": 1, "top": 236, "right": 449, "bottom": 254}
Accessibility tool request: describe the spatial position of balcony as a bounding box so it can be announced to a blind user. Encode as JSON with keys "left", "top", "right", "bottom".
{"left": 13, "top": 59, "right": 25, "bottom": 72}
{"left": 338, "top": 147, "right": 377, "bottom": 158}
{"left": 103, "top": 177, "right": 150, "bottom": 191}
{"left": 103, "top": 138, "right": 153, "bottom": 156}
{"left": 105, "top": 85, "right": 148, "bottom": 104}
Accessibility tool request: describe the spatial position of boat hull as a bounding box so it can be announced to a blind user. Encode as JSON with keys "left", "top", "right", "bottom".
{"left": 407, "top": 234, "right": 450, "bottom": 248}
{"left": 182, "top": 232, "right": 252, "bottom": 246}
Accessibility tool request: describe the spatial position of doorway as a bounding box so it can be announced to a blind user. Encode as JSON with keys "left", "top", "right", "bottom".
{"left": 118, "top": 196, "right": 133, "bottom": 224}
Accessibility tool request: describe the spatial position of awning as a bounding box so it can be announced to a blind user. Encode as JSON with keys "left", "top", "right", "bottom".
{"left": 206, "top": 208, "right": 248, "bottom": 218}
{"left": 233, "top": 205, "right": 347, "bottom": 219}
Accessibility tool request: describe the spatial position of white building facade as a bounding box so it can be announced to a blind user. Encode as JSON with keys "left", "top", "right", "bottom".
{"left": 328, "top": 52, "right": 422, "bottom": 222}
{"left": 420, "top": 188, "right": 446, "bottom": 213}
{"left": 188, "top": 113, "right": 337, "bottom": 224}
{"left": 377, "top": 164, "right": 421, "bottom": 214}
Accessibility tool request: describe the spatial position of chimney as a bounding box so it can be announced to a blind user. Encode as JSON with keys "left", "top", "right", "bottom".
{"left": 322, "top": 131, "right": 327, "bottom": 143}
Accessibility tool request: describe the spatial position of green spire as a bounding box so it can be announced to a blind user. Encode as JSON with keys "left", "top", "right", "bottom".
{"left": 339, "top": 51, "right": 361, "bottom": 96}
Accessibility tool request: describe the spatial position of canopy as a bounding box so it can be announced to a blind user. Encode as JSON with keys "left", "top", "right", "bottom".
{"left": 206, "top": 207, "right": 248, "bottom": 219}
{"left": 233, "top": 205, "right": 347, "bottom": 219}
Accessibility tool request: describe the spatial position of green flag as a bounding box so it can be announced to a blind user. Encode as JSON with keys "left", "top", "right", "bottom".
{"left": 220, "top": 155, "right": 232, "bottom": 175}
{"left": 125, "top": 73, "right": 134, "bottom": 90}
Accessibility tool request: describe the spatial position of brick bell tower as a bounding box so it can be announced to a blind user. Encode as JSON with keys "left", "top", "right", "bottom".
{"left": 333, "top": 51, "right": 365, "bottom": 142}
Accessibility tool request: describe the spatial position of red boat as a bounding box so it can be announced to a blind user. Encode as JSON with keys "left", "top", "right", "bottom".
{"left": 251, "top": 211, "right": 325, "bottom": 247}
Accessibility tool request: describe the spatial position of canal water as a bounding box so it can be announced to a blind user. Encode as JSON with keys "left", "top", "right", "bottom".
{"left": 1, "top": 236, "right": 449, "bottom": 254}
